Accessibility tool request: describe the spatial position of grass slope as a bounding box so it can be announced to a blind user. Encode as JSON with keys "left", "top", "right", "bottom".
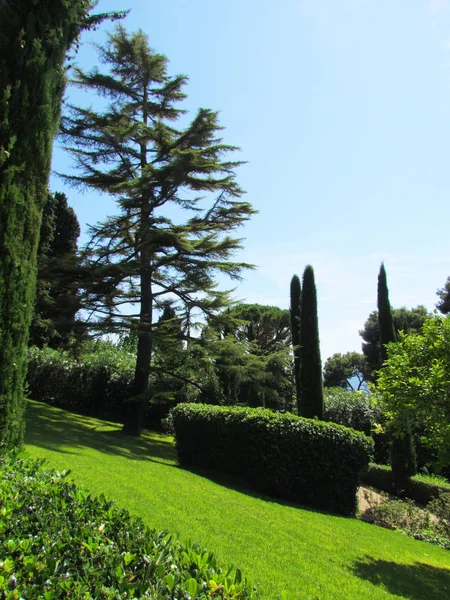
{"left": 24, "top": 401, "right": 450, "bottom": 599}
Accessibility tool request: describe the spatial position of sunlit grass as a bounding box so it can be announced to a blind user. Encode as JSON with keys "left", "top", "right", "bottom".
{"left": 24, "top": 400, "right": 450, "bottom": 599}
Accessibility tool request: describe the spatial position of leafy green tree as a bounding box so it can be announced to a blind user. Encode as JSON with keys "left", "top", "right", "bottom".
{"left": 377, "top": 263, "right": 416, "bottom": 482}
{"left": 206, "top": 304, "right": 294, "bottom": 409}
{"left": 299, "top": 265, "right": 323, "bottom": 419}
{"left": 29, "top": 191, "right": 82, "bottom": 349}
{"left": 360, "top": 305, "right": 429, "bottom": 382}
{"left": 323, "top": 351, "right": 368, "bottom": 390}
{"left": 290, "top": 274, "right": 302, "bottom": 408}
{"left": 215, "top": 303, "right": 291, "bottom": 355}
{"left": 0, "top": 0, "right": 124, "bottom": 451}
{"left": 60, "top": 26, "right": 255, "bottom": 435}
{"left": 376, "top": 315, "right": 450, "bottom": 471}
{"left": 436, "top": 276, "right": 450, "bottom": 315}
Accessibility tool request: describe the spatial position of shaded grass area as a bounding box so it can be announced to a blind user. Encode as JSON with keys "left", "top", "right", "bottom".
{"left": 24, "top": 400, "right": 450, "bottom": 599}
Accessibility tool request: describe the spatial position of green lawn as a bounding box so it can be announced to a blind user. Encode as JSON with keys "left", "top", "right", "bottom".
{"left": 24, "top": 400, "right": 450, "bottom": 599}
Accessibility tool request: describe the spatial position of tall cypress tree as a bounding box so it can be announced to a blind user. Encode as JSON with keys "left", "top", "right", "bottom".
{"left": 29, "top": 191, "right": 82, "bottom": 349}
{"left": 377, "top": 262, "right": 416, "bottom": 482}
{"left": 299, "top": 265, "right": 323, "bottom": 419}
{"left": 377, "top": 263, "right": 396, "bottom": 363}
{"left": 290, "top": 274, "right": 302, "bottom": 411}
{"left": 60, "top": 26, "right": 256, "bottom": 435}
{"left": 0, "top": 1, "right": 125, "bottom": 451}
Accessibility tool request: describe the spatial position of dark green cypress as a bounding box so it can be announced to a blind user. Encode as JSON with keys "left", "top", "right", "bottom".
{"left": 0, "top": 1, "right": 125, "bottom": 451}
{"left": 290, "top": 274, "right": 302, "bottom": 412}
{"left": 299, "top": 265, "right": 323, "bottom": 419}
{"left": 377, "top": 263, "right": 417, "bottom": 482}
{"left": 377, "top": 263, "right": 396, "bottom": 363}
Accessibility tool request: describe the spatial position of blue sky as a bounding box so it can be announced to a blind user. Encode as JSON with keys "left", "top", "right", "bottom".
{"left": 50, "top": 0, "right": 450, "bottom": 362}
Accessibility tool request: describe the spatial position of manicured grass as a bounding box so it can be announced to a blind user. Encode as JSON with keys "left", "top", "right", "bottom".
{"left": 24, "top": 400, "right": 450, "bottom": 599}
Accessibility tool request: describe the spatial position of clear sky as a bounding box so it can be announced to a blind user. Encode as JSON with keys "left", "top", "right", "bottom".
{"left": 50, "top": 0, "right": 450, "bottom": 362}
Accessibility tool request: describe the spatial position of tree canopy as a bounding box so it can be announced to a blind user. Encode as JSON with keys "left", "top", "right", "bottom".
{"left": 376, "top": 315, "right": 450, "bottom": 470}
{"left": 0, "top": 0, "right": 125, "bottom": 450}
{"left": 359, "top": 305, "right": 429, "bottom": 381}
{"left": 29, "top": 191, "right": 82, "bottom": 349}
{"left": 323, "top": 351, "right": 367, "bottom": 390}
{"left": 60, "top": 26, "right": 255, "bottom": 434}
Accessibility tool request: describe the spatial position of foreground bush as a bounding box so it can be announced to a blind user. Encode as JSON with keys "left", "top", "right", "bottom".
{"left": 0, "top": 454, "right": 260, "bottom": 599}
{"left": 173, "top": 404, "right": 373, "bottom": 516}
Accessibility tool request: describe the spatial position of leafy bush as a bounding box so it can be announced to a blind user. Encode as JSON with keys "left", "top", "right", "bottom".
{"left": 323, "top": 389, "right": 381, "bottom": 435}
{"left": 173, "top": 404, "right": 373, "bottom": 516}
{"left": 367, "top": 493, "right": 450, "bottom": 551}
{"left": 27, "top": 343, "right": 136, "bottom": 418}
{"left": 323, "top": 388, "right": 389, "bottom": 464}
{"left": 0, "top": 454, "right": 261, "bottom": 599}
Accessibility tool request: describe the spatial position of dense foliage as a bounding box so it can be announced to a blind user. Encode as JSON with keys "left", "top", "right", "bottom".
{"left": 0, "top": 0, "right": 124, "bottom": 451}
{"left": 323, "top": 352, "right": 368, "bottom": 390}
{"left": 173, "top": 403, "right": 373, "bottom": 516}
{"left": 0, "top": 454, "right": 260, "bottom": 599}
{"left": 60, "top": 26, "right": 255, "bottom": 435}
{"left": 362, "top": 463, "right": 450, "bottom": 505}
{"left": 376, "top": 315, "right": 450, "bottom": 471}
{"left": 27, "top": 344, "right": 135, "bottom": 422}
{"left": 298, "top": 265, "right": 323, "bottom": 419}
{"left": 368, "top": 494, "right": 450, "bottom": 550}
{"left": 29, "top": 191, "right": 82, "bottom": 349}
{"left": 359, "top": 305, "right": 429, "bottom": 382}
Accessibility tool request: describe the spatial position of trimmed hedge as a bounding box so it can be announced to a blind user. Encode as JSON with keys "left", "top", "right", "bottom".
{"left": 173, "top": 404, "right": 373, "bottom": 516}
{"left": 362, "top": 463, "right": 450, "bottom": 505}
{"left": 0, "top": 454, "right": 261, "bottom": 599}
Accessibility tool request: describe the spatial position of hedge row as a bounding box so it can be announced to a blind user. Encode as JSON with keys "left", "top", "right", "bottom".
{"left": 26, "top": 346, "right": 173, "bottom": 428}
{"left": 362, "top": 463, "right": 450, "bottom": 505}
{"left": 173, "top": 404, "right": 373, "bottom": 516}
{"left": 0, "top": 454, "right": 261, "bottom": 599}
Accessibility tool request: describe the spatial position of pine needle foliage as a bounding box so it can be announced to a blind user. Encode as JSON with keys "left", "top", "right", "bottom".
{"left": 290, "top": 274, "right": 302, "bottom": 410}
{"left": 298, "top": 265, "right": 323, "bottom": 419}
{"left": 0, "top": 0, "right": 125, "bottom": 451}
{"left": 60, "top": 26, "right": 256, "bottom": 435}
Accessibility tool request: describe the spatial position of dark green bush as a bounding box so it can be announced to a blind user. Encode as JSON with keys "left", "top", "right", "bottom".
{"left": 27, "top": 344, "right": 135, "bottom": 421}
{"left": 362, "top": 463, "right": 450, "bottom": 505}
{"left": 0, "top": 454, "right": 261, "bottom": 599}
{"left": 173, "top": 404, "right": 373, "bottom": 516}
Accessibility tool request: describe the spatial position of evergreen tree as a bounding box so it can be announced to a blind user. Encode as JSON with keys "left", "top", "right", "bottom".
{"left": 29, "top": 191, "right": 82, "bottom": 349}
{"left": 0, "top": 0, "right": 124, "bottom": 451}
{"left": 436, "top": 276, "right": 450, "bottom": 315}
{"left": 377, "top": 263, "right": 396, "bottom": 363}
{"left": 60, "top": 26, "right": 256, "bottom": 435}
{"left": 377, "top": 263, "right": 416, "bottom": 482}
{"left": 298, "top": 265, "right": 323, "bottom": 419}
{"left": 290, "top": 274, "right": 302, "bottom": 410}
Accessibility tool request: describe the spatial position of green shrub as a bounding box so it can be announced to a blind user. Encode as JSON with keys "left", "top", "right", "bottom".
{"left": 173, "top": 404, "right": 373, "bottom": 516}
{"left": 367, "top": 493, "right": 450, "bottom": 551}
{"left": 323, "top": 388, "right": 389, "bottom": 464}
{"left": 27, "top": 343, "right": 135, "bottom": 421}
{"left": 0, "top": 454, "right": 261, "bottom": 599}
{"left": 362, "top": 463, "right": 450, "bottom": 505}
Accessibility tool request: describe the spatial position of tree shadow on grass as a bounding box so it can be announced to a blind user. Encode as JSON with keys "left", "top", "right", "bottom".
{"left": 180, "top": 463, "right": 347, "bottom": 518}
{"left": 351, "top": 555, "right": 450, "bottom": 600}
{"left": 25, "top": 400, "right": 177, "bottom": 465}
